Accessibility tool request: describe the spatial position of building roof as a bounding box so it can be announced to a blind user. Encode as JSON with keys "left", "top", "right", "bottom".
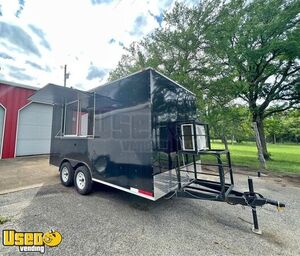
{"left": 29, "top": 83, "right": 92, "bottom": 105}
{"left": 0, "top": 79, "right": 39, "bottom": 91}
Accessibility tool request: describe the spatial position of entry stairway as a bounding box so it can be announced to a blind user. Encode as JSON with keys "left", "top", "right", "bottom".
{"left": 175, "top": 148, "right": 235, "bottom": 201}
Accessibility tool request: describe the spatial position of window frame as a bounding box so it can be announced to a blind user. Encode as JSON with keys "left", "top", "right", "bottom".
{"left": 63, "top": 100, "right": 80, "bottom": 136}
{"left": 181, "top": 124, "right": 195, "bottom": 151}
{"left": 195, "top": 124, "right": 208, "bottom": 151}
{"left": 62, "top": 93, "right": 95, "bottom": 138}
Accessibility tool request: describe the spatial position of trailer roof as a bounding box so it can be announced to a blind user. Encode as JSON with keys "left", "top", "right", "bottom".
{"left": 152, "top": 69, "right": 195, "bottom": 96}
{"left": 90, "top": 68, "right": 196, "bottom": 96}
{"left": 29, "top": 68, "right": 195, "bottom": 105}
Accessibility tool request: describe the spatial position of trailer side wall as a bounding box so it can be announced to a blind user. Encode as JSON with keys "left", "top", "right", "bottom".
{"left": 50, "top": 70, "right": 154, "bottom": 193}
{"left": 150, "top": 70, "right": 197, "bottom": 199}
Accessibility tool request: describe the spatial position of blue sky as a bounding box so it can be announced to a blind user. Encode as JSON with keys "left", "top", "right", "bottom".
{"left": 0, "top": 0, "right": 177, "bottom": 89}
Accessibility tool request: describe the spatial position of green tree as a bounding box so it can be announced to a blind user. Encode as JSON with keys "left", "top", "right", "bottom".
{"left": 204, "top": 0, "right": 300, "bottom": 159}
{"left": 282, "top": 110, "right": 300, "bottom": 142}
{"left": 206, "top": 104, "right": 252, "bottom": 144}
{"left": 264, "top": 116, "right": 285, "bottom": 143}
{"left": 109, "top": 2, "right": 216, "bottom": 105}
{"left": 109, "top": 0, "right": 300, "bottom": 160}
{"left": 265, "top": 110, "right": 300, "bottom": 143}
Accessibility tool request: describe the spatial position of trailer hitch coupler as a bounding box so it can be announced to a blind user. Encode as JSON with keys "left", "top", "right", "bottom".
{"left": 265, "top": 199, "right": 285, "bottom": 212}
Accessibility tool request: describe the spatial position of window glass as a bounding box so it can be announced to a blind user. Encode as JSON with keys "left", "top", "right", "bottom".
{"left": 182, "top": 125, "right": 194, "bottom": 150}
{"left": 65, "top": 101, "right": 78, "bottom": 135}
{"left": 64, "top": 95, "right": 94, "bottom": 137}
{"left": 196, "top": 124, "right": 207, "bottom": 150}
{"left": 78, "top": 105, "right": 94, "bottom": 136}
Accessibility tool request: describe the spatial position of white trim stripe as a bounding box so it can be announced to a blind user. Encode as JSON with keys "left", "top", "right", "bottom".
{"left": 92, "top": 178, "right": 156, "bottom": 201}
{"left": 130, "top": 187, "right": 139, "bottom": 193}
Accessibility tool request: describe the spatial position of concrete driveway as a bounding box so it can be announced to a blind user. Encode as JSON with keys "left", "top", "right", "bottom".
{"left": 0, "top": 155, "right": 59, "bottom": 194}
{"left": 0, "top": 167, "right": 299, "bottom": 255}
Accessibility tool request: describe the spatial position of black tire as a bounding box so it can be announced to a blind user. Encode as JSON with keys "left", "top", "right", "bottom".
{"left": 74, "top": 166, "right": 93, "bottom": 195}
{"left": 59, "top": 162, "right": 74, "bottom": 187}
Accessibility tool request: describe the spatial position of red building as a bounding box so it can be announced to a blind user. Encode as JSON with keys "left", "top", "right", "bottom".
{"left": 0, "top": 80, "right": 53, "bottom": 159}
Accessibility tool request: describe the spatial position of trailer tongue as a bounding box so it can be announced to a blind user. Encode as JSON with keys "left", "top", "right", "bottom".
{"left": 170, "top": 121, "right": 285, "bottom": 234}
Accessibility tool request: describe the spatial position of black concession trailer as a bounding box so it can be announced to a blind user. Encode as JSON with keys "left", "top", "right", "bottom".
{"left": 30, "top": 68, "right": 285, "bottom": 234}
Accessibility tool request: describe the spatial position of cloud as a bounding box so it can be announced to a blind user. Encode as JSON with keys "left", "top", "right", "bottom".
{"left": 26, "top": 60, "right": 50, "bottom": 72}
{"left": 44, "top": 65, "right": 51, "bottom": 72}
{"left": 0, "top": 52, "right": 14, "bottom": 60}
{"left": 25, "top": 60, "right": 43, "bottom": 70}
{"left": 9, "top": 70, "right": 34, "bottom": 81}
{"left": 108, "top": 38, "right": 124, "bottom": 47}
{"left": 16, "top": 0, "right": 25, "bottom": 18}
{"left": 91, "top": 0, "right": 113, "bottom": 5}
{"left": 160, "top": 0, "right": 174, "bottom": 9}
{"left": 86, "top": 66, "right": 107, "bottom": 80}
{"left": 148, "top": 11, "right": 163, "bottom": 26}
{"left": 0, "top": 22, "right": 41, "bottom": 57}
{"left": 108, "top": 38, "right": 116, "bottom": 44}
{"left": 0, "top": 0, "right": 179, "bottom": 89}
{"left": 74, "top": 83, "right": 85, "bottom": 90}
{"left": 7, "top": 65, "right": 25, "bottom": 72}
{"left": 130, "top": 15, "right": 147, "bottom": 36}
{"left": 28, "top": 24, "right": 51, "bottom": 50}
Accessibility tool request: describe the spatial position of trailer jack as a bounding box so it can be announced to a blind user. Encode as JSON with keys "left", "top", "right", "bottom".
{"left": 226, "top": 177, "right": 285, "bottom": 234}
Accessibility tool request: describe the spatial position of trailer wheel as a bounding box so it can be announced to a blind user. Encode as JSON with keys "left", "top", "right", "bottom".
{"left": 60, "top": 162, "right": 74, "bottom": 187}
{"left": 74, "top": 166, "right": 93, "bottom": 195}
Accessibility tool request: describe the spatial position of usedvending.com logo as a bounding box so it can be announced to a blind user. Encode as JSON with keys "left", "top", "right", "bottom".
{"left": 2, "top": 229, "right": 62, "bottom": 254}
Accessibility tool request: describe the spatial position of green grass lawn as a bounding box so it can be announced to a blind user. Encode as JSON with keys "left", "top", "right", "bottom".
{"left": 210, "top": 141, "right": 300, "bottom": 174}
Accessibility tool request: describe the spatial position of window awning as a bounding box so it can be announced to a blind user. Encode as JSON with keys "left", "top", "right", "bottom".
{"left": 29, "top": 83, "right": 123, "bottom": 110}
{"left": 29, "top": 84, "right": 92, "bottom": 105}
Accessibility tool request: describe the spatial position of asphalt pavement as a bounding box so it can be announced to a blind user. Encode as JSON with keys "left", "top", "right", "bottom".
{"left": 0, "top": 156, "right": 58, "bottom": 194}
{"left": 0, "top": 172, "right": 299, "bottom": 256}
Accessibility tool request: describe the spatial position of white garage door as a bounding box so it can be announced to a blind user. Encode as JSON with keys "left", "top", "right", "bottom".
{"left": 0, "top": 105, "right": 5, "bottom": 158}
{"left": 16, "top": 103, "right": 53, "bottom": 156}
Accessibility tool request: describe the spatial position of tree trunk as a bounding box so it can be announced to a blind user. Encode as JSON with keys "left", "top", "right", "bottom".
{"left": 222, "top": 131, "right": 228, "bottom": 150}
{"left": 253, "top": 114, "right": 270, "bottom": 160}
